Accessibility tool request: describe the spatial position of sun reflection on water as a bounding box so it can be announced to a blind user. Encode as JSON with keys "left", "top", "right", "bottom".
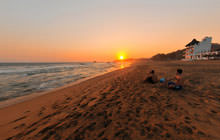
{"left": 120, "top": 64, "right": 125, "bottom": 69}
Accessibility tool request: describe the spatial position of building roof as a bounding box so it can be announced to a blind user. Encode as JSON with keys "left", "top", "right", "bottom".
{"left": 185, "top": 39, "right": 200, "bottom": 47}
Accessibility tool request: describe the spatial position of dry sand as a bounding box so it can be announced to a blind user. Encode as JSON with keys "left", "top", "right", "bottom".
{"left": 0, "top": 60, "right": 220, "bottom": 140}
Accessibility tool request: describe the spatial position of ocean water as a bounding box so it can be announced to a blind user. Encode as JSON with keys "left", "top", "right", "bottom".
{"left": 0, "top": 62, "right": 119, "bottom": 101}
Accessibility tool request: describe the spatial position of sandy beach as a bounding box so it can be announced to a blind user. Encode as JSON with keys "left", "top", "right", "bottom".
{"left": 0, "top": 60, "right": 220, "bottom": 140}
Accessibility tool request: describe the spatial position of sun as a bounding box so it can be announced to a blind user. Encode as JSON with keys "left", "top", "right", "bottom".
{"left": 119, "top": 55, "right": 124, "bottom": 60}
{"left": 117, "top": 52, "right": 127, "bottom": 61}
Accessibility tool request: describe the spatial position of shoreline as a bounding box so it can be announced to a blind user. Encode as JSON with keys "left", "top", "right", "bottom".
{"left": 0, "top": 60, "right": 220, "bottom": 140}
{"left": 0, "top": 63, "right": 125, "bottom": 109}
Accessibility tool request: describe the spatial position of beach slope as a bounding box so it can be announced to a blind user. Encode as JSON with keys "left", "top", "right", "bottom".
{"left": 0, "top": 60, "right": 220, "bottom": 140}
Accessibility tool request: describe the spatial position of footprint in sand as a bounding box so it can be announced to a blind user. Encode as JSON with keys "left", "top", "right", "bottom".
{"left": 149, "top": 96, "right": 158, "bottom": 102}
{"left": 210, "top": 109, "right": 217, "bottom": 114}
{"left": 38, "top": 107, "right": 46, "bottom": 116}
{"left": 98, "top": 130, "right": 105, "bottom": 137}
{"left": 197, "top": 131, "right": 206, "bottom": 137}
{"left": 10, "top": 116, "right": 27, "bottom": 124}
{"left": 13, "top": 123, "right": 25, "bottom": 129}
{"left": 80, "top": 102, "right": 88, "bottom": 108}
{"left": 104, "top": 119, "right": 112, "bottom": 128}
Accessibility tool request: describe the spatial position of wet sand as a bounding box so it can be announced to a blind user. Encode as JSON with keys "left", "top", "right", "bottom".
{"left": 0, "top": 60, "right": 220, "bottom": 140}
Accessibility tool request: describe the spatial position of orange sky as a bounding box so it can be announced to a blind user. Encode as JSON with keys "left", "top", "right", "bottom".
{"left": 1, "top": 0, "right": 220, "bottom": 62}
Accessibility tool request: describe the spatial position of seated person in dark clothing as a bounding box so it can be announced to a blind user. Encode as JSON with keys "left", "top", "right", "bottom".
{"left": 167, "top": 69, "right": 183, "bottom": 90}
{"left": 144, "top": 70, "right": 158, "bottom": 84}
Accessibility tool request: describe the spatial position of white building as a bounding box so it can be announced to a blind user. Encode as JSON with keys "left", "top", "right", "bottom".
{"left": 185, "top": 37, "right": 212, "bottom": 60}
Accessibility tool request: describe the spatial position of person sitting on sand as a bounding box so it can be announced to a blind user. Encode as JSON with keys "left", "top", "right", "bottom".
{"left": 144, "top": 70, "right": 158, "bottom": 84}
{"left": 167, "top": 69, "right": 183, "bottom": 90}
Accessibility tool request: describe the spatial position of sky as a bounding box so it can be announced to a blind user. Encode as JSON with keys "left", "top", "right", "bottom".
{"left": 0, "top": 0, "right": 220, "bottom": 62}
